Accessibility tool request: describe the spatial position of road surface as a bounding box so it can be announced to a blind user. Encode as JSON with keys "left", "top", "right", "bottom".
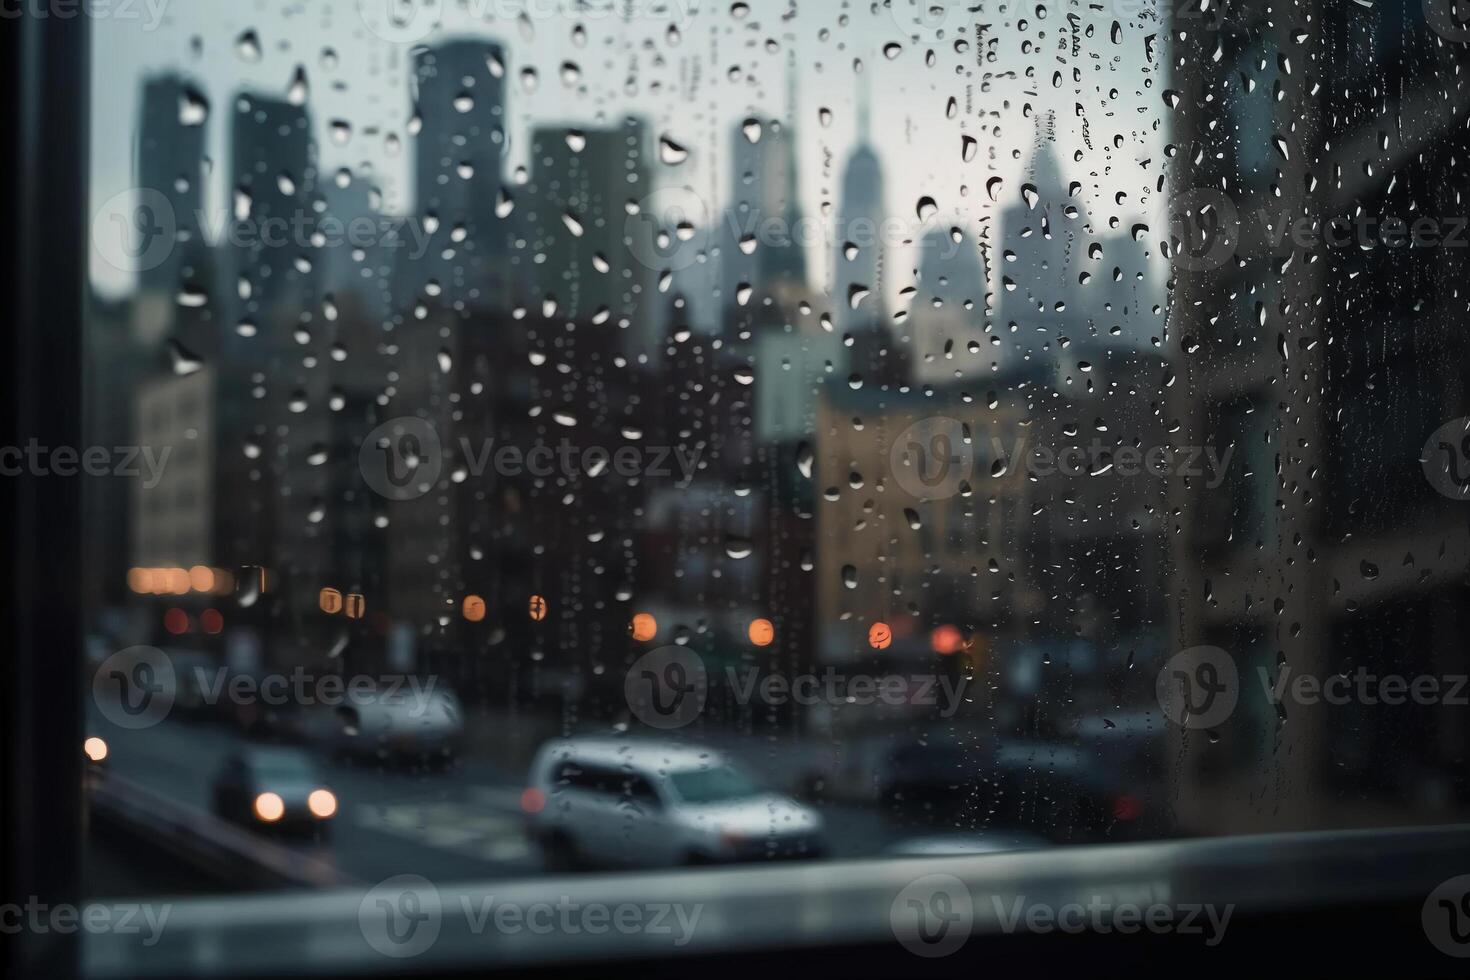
{"left": 85, "top": 709, "right": 919, "bottom": 892}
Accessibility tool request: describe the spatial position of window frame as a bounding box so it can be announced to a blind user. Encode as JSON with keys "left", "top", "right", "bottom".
{"left": 3, "top": 10, "right": 89, "bottom": 980}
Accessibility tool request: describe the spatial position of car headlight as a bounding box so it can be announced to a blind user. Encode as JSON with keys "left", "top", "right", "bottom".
{"left": 253, "top": 792, "right": 285, "bottom": 822}
{"left": 308, "top": 789, "right": 337, "bottom": 819}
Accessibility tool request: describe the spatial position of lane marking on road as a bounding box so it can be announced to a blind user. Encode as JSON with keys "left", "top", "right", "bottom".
{"left": 355, "top": 800, "right": 532, "bottom": 861}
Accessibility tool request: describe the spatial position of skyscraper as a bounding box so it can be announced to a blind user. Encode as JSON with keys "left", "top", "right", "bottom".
{"left": 989, "top": 117, "right": 1159, "bottom": 389}
{"left": 995, "top": 119, "right": 1092, "bottom": 369}
{"left": 722, "top": 56, "right": 809, "bottom": 319}
{"left": 522, "top": 117, "right": 662, "bottom": 355}
{"left": 906, "top": 225, "right": 988, "bottom": 385}
{"left": 219, "top": 88, "right": 335, "bottom": 641}
{"left": 135, "top": 75, "right": 207, "bottom": 297}
{"left": 318, "top": 179, "right": 395, "bottom": 323}
{"left": 229, "top": 90, "right": 316, "bottom": 335}
{"left": 409, "top": 38, "right": 510, "bottom": 311}
{"left": 832, "top": 74, "right": 886, "bottom": 334}
{"left": 132, "top": 74, "right": 210, "bottom": 352}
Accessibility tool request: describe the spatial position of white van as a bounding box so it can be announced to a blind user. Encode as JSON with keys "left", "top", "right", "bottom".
{"left": 525, "top": 737, "right": 824, "bottom": 869}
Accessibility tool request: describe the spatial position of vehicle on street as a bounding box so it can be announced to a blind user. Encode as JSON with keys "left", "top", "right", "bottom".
{"left": 806, "top": 731, "right": 987, "bottom": 809}
{"left": 990, "top": 710, "right": 1164, "bottom": 841}
{"left": 210, "top": 745, "right": 337, "bottom": 836}
{"left": 306, "top": 683, "right": 463, "bottom": 769}
{"left": 526, "top": 738, "right": 825, "bottom": 869}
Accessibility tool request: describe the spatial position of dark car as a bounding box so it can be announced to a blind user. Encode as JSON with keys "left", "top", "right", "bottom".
{"left": 990, "top": 711, "right": 1164, "bottom": 841}
{"left": 163, "top": 649, "right": 225, "bottom": 722}
{"left": 305, "top": 685, "right": 464, "bottom": 770}
{"left": 218, "top": 667, "right": 309, "bottom": 741}
{"left": 878, "top": 737, "right": 984, "bottom": 808}
{"left": 210, "top": 746, "right": 338, "bottom": 836}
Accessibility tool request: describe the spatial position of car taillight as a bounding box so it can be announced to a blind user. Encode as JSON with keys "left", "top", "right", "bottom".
{"left": 1112, "top": 793, "right": 1143, "bottom": 821}
{"left": 520, "top": 788, "right": 546, "bottom": 814}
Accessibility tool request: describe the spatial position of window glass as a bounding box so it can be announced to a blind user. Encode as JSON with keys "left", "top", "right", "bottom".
{"left": 667, "top": 766, "right": 760, "bottom": 804}
{"left": 75, "top": 0, "right": 1470, "bottom": 969}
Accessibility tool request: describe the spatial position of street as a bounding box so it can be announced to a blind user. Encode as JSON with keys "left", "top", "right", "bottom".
{"left": 85, "top": 710, "right": 919, "bottom": 893}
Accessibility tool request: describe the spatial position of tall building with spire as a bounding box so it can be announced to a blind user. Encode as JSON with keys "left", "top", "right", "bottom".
{"left": 717, "top": 53, "right": 853, "bottom": 444}
{"left": 833, "top": 73, "right": 886, "bottom": 334}
{"left": 996, "top": 119, "right": 1083, "bottom": 356}
{"left": 995, "top": 113, "right": 1156, "bottom": 383}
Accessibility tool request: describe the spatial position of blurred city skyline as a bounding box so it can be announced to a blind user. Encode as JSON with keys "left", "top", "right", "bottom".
{"left": 63, "top": 0, "right": 1470, "bottom": 901}
{"left": 88, "top": 0, "right": 1168, "bottom": 327}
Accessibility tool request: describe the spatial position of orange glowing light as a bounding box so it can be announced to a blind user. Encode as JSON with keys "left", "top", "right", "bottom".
{"left": 748, "top": 618, "right": 775, "bottom": 647}
{"left": 319, "top": 587, "right": 343, "bottom": 614}
{"left": 528, "top": 594, "right": 548, "bottom": 621}
{"left": 868, "top": 621, "right": 893, "bottom": 650}
{"left": 84, "top": 737, "right": 108, "bottom": 762}
{"left": 629, "top": 612, "right": 658, "bottom": 642}
{"left": 253, "top": 792, "right": 285, "bottom": 823}
{"left": 344, "top": 593, "right": 366, "bottom": 620}
{"left": 308, "top": 789, "right": 337, "bottom": 819}
{"left": 930, "top": 625, "right": 964, "bottom": 655}
{"left": 165, "top": 567, "right": 191, "bottom": 595}
{"left": 463, "top": 594, "right": 486, "bottom": 622}
{"left": 200, "top": 608, "right": 224, "bottom": 634}
{"left": 189, "top": 565, "right": 216, "bottom": 593}
{"left": 127, "top": 568, "right": 151, "bottom": 593}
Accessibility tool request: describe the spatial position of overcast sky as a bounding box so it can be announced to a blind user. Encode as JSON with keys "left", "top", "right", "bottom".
{"left": 89, "top": 0, "right": 1170, "bottom": 310}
